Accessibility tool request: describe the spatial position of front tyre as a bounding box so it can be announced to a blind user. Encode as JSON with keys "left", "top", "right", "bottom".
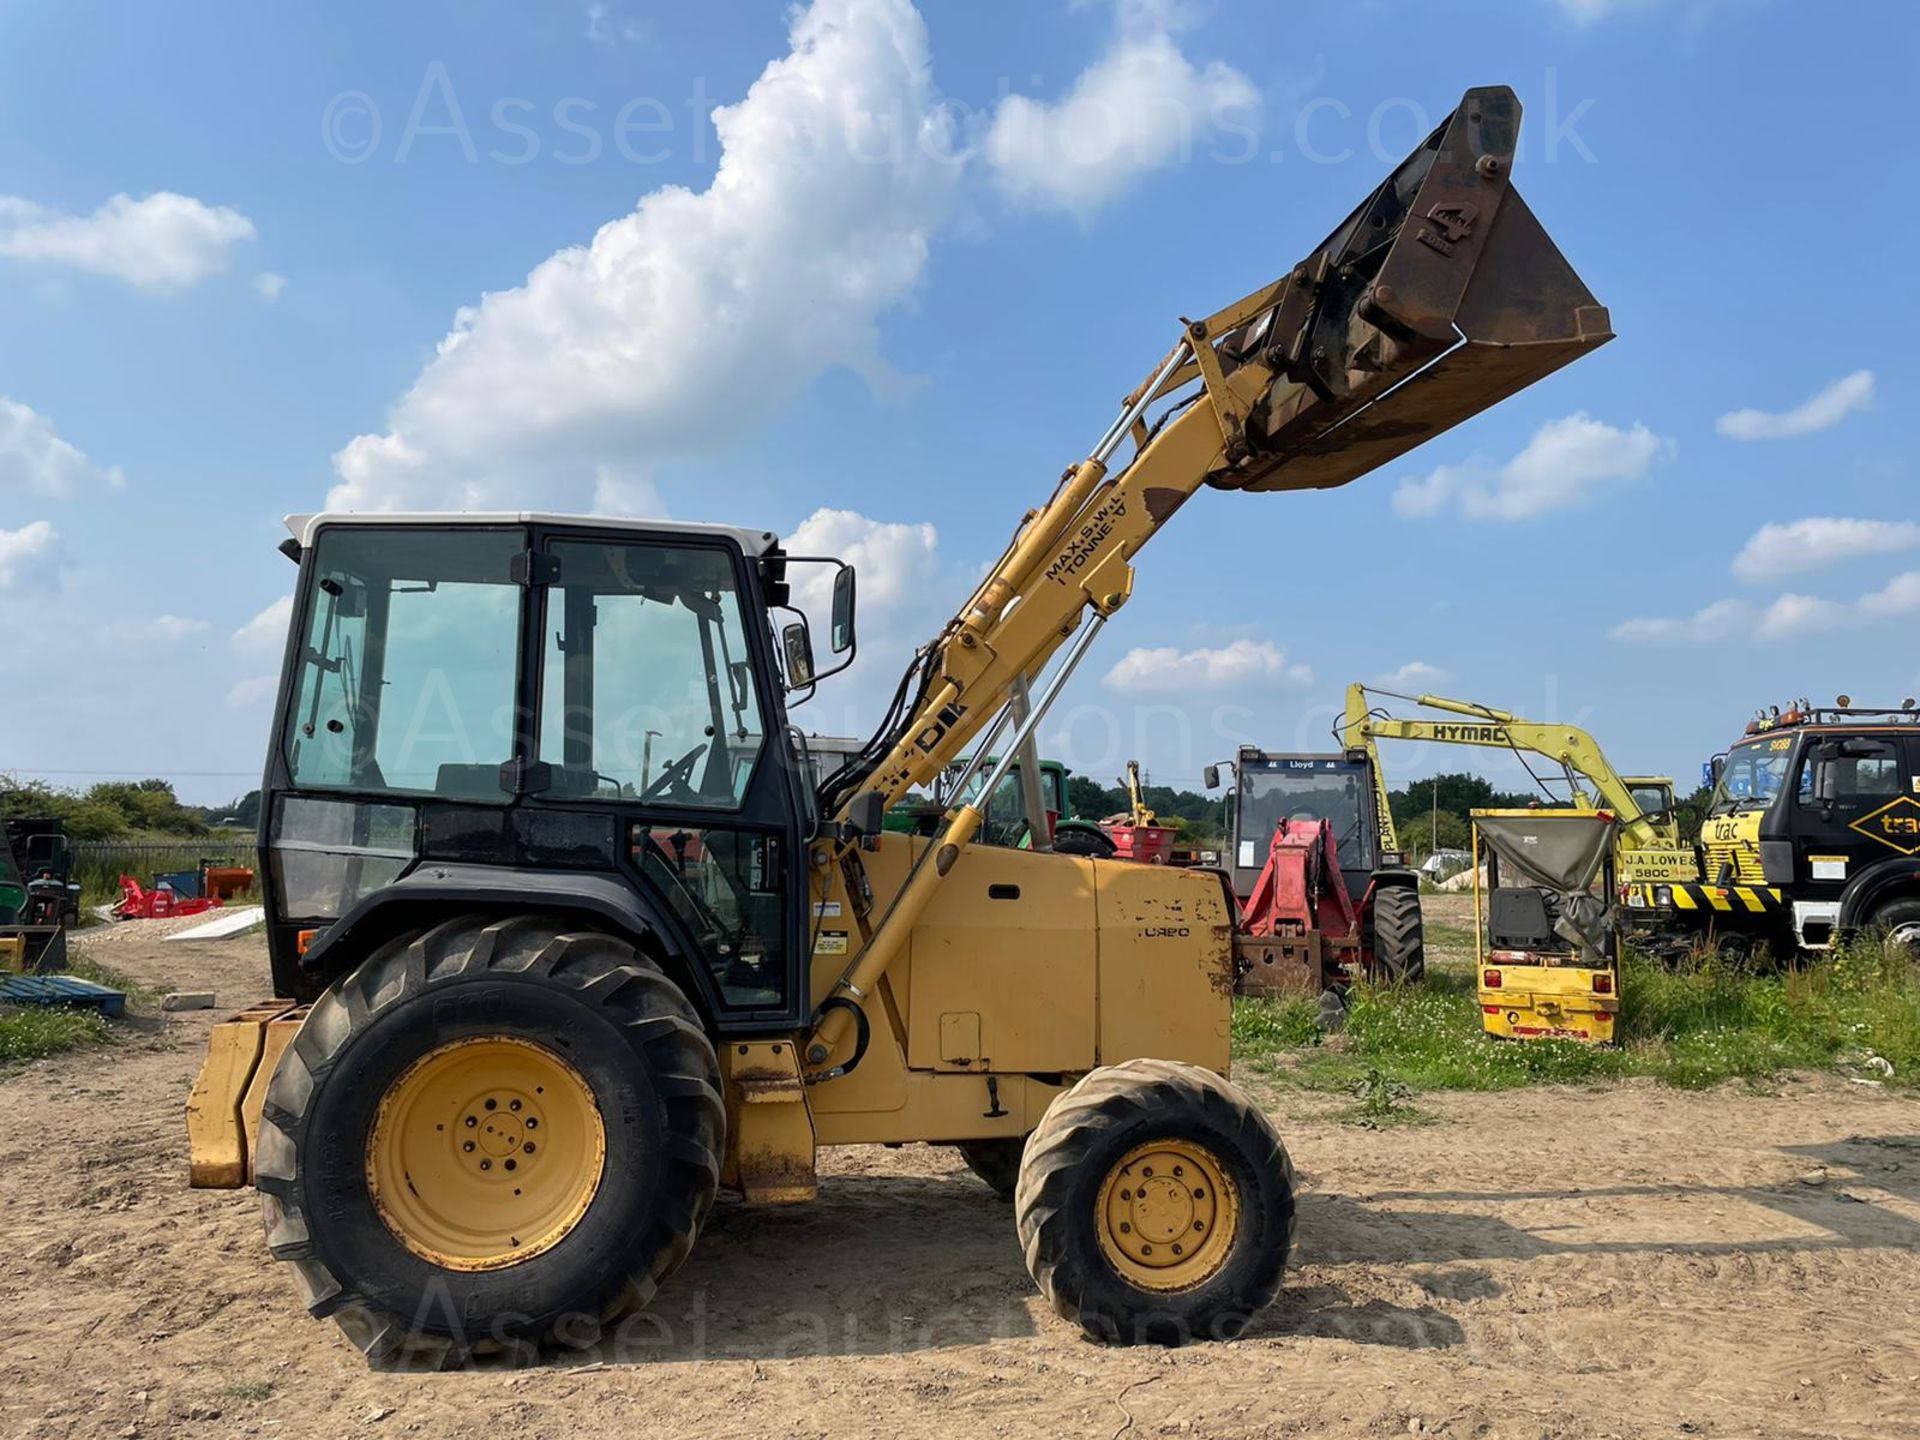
{"left": 254, "top": 915, "right": 724, "bottom": 1368}
{"left": 1370, "top": 886, "right": 1426, "bottom": 983}
{"left": 1014, "top": 1059, "right": 1295, "bottom": 1345}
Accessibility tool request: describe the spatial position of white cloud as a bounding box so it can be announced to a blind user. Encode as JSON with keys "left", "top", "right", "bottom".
{"left": 0, "top": 396, "right": 125, "bottom": 497}
{"left": 233, "top": 595, "right": 295, "bottom": 654}
{"left": 328, "top": 0, "right": 963, "bottom": 513}
{"left": 1104, "top": 638, "right": 1312, "bottom": 696}
{"left": 1755, "top": 592, "right": 1849, "bottom": 640}
{"left": 1732, "top": 516, "right": 1920, "bottom": 582}
{"left": 787, "top": 507, "right": 937, "bottom": 615}
{"left": 252, "top": 271, "right": 288, "bottom": 303}
{"left": 1610, "top": 598, "right": 1751, "bottom": 645}
{"left": 0, "top": 191, "right": 256, "bottom": 291}
{"left": 0, "top": 520, "right": 61, "bottom": 593}
{"left": 1547, "top": 0, "right": 1664, "bottom": 20}
{"left": 145, "top": 618, "right": 210, "bottom": 645}
{"left": 1860, "top": 570, "right": 1920, "bottom": 618}
{"left": 585, "top": 1, "right": 647, "bottom": 45}
{"left": 1374, "top": 660, "right": 1456, "bottom": 691}
{"left": 1614, "top": 568, "right": 1920, "bottom": 644}
{"left": 1393, "top": 413, "right": 1670, "bottom": 522}
{"left": 1717, "top": 370, "right": 1875, "bottom": 442}
{"left": 984, "top": 1, "right": 1258, "bottom": 218}
{"left": 226, "top": 675, "right": 280, "bottom": 710}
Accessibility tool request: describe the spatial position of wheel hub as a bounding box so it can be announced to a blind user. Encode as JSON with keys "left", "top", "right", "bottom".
{"left": 1096, "top": 1140, "right": 1238, "bottom": 1291}
{"left": 367, "top": 1037, "right": 606, "bottom": 1272}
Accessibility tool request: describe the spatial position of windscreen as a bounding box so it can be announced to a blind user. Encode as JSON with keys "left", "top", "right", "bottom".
{"left": 1236, "top": 760, "right": 1374, "bottom": 873}
{"left": 283, "top": 527, "right": 524, "bottom": 798}
{"left": 1708, "top": 738, "right": 1793, "bottom": 816}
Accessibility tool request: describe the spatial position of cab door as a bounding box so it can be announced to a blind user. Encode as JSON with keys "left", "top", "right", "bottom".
{"left": 1790, "top": 734, "right": 1911, "bottom": 891}
{"left": 530, "top": 529, "right": 810, "bottom": 1030}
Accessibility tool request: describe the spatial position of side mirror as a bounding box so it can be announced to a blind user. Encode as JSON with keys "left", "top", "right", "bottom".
{"left": 830, "top": 567, "right": 856, "bottom": 654}
{"left": 1203, "top": 764, "right": 1221, "bottom": 790}
{"left": 782, "top": 620, "right": 816, "bottom": 689}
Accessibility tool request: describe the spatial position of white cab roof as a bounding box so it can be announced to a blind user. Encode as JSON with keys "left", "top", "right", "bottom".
{"left": 284, "top": 512, "right": 780, "bottom": 556}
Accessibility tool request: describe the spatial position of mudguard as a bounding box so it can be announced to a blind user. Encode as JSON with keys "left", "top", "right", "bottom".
{"left": 1837, "top": 855, "right": 1920, "bottom": 931}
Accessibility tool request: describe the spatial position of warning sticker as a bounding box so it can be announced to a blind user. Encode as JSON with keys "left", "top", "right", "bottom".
{"left": 814, "top": 931, "right": 849, "bottom": 956}
{"left": 813, "top": 900, "right": 843, "bottom": 918}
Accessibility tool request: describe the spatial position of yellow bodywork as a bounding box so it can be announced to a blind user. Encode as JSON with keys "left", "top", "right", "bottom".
{"left": 1478, "top": 961, "right": 1618, "bottom": 1044}
{"left": 1470, "top": 811, "right": 1619, "bottom": 1047}
{"left": 1700, "top": 809, "right": 1768, "bottom": 886}
{"left": 188, "top": 835, "right": 1236, "bottom": 1193}
{"left": 0, "top": 933, "right": 25, "bottom": 973}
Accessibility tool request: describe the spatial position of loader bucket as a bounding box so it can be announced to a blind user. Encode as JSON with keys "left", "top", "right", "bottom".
{"left": 1215, "top": 85, "right": 1613, "bottom": 494}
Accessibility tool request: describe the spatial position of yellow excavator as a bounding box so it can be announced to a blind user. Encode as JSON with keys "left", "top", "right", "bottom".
{"left": 187, "top": 87, "right": 1610, "bottom": 1360}
{"left": 1341, "top": 685, "right": 1696, "bottom": 894}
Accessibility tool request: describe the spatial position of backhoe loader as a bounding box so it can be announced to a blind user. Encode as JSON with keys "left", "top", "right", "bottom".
{"left": 187, "top": 87, "right": 1611, "bottom": 1360}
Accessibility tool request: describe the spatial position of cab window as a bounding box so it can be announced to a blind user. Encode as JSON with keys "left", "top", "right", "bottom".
{"left": 1798, "top": 737, "right": 1901, "bottom": 805}
{"left": 538, "top": 540, "right": 767, "bottom": 807}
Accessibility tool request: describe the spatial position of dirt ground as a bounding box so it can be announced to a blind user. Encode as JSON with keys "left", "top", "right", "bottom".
{"left": 4, "top": 924, "right": 1919, "bottom": 1440}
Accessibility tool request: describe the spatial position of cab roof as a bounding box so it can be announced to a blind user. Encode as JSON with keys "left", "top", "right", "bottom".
{"left": 284, "top": 512, "right": 781, "bottom": 557}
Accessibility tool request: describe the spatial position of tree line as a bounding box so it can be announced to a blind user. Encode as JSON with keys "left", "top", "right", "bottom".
{"left": 0, "top": 776, "right": 260, "bottom": 841}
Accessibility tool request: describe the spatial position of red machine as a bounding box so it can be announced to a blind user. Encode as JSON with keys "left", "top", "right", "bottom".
{"left": 114, "top": 876, "right": 225, "bottom": 922}
{"left": 1235, "top": 819, "right": 1363, "bottom": 995}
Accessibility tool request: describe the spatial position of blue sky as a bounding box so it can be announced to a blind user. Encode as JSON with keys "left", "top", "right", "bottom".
{"left": 1, "top": 0, "right": 1915, "bottom": 807}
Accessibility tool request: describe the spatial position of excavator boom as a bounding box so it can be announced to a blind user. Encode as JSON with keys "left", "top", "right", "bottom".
{"left": 1341, "top": 683, "right": 1694, "bottom": 873}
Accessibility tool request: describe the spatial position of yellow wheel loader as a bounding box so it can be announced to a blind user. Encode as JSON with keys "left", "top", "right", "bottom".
{"left": 187, "top": 87, "right": 1611, "bottom": 1361}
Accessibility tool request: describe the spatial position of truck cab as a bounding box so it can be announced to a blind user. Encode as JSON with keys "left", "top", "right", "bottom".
{"left": 1700, "top": 702, "right": 1920, "bottom": 948}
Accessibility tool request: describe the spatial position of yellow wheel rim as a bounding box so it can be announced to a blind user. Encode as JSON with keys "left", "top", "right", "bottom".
{"left": 366, "top": 1037, "right": 606, "bottom": 1272}
{"left": 1095, "top": 1139, "right": 1239, "bottom": 1292}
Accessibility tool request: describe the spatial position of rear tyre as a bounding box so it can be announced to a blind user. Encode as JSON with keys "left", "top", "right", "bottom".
{"left": 956, "top": 1137, "right": 1026, "bottom": 1198}
{"left": 255, "top": 915, "right": 724, "bottom": 1368}
{"left": 1015, "top": 1059, "right": 1295, "bottom": 1346}
{"left": 1370, "top": 886, "right": 1425, "bottom": 984}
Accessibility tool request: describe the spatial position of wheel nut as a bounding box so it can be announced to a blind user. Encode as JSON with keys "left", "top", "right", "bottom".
{"left": 464, "top": 1116, "right": 477, "bottom": 1128}
{"left": 1173, "top": 1165, "right": 1184, "bottom": 1178}
{"left": 1193, "top": 1187, "right": 1205, "bottom": 1199}
{"left": 1172, "top": 1243, "right": 1183, "bottom": 1255}
{"left": 480, "top": 1159, "right": 492, "bottom": 1171}
{"left": 523, "top": 1143, "right": 535, "bottom": 1154}
{"left": 525, "top": 1118, "right": 538, "bottom": 1130}
{"left": 485, "top": 1098, "right": 497, "bottom": 1111}
{"left": 1142, "top": 1244, "right": 1154, "bottom": 1255}
{"left": 1119, "top": 1222, "right": 1131, "bottom": 1234}
{"left": 1120, "top": 1189, "right": 1131, "bottom": 1201}
{"left": 463, "top": 1140, "right": 475, "bottom": 1153}
{"left": 509, "top": 1099, "right": 522, "bottom": 1112}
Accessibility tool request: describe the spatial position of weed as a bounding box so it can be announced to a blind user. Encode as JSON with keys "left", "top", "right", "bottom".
{"left": 0, "top": 1006, "right": 109, "bottom": 1067}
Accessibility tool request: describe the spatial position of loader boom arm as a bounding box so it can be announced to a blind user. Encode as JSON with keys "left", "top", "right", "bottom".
{"left": 820, "top": 86, "right": 1611, "bottom": 826}
{"left": 805, "top": 86, "right": 1611, "bottom": 1065}
{"left": 1341, "top": 683, "right": 1681, "bottom": 852}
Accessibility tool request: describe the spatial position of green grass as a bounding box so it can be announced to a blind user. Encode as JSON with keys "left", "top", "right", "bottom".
{"left": 222, "top": 1381, "right": 275, "bottom": 1403}
{"left": 1234, "top": 940, "right": 1920, "bottom": 1099}
{"left": 0, "top": 1005, "right": 110, "bottom": 1066}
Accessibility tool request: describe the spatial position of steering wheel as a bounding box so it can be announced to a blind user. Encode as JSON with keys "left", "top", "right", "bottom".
{"left": 641, "top": 742, "right": 709, "bottom": 803}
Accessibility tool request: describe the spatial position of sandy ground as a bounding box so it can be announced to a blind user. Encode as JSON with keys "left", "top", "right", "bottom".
{"left": 3, "top": 922, "right": 1919, "bottom": 1440}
